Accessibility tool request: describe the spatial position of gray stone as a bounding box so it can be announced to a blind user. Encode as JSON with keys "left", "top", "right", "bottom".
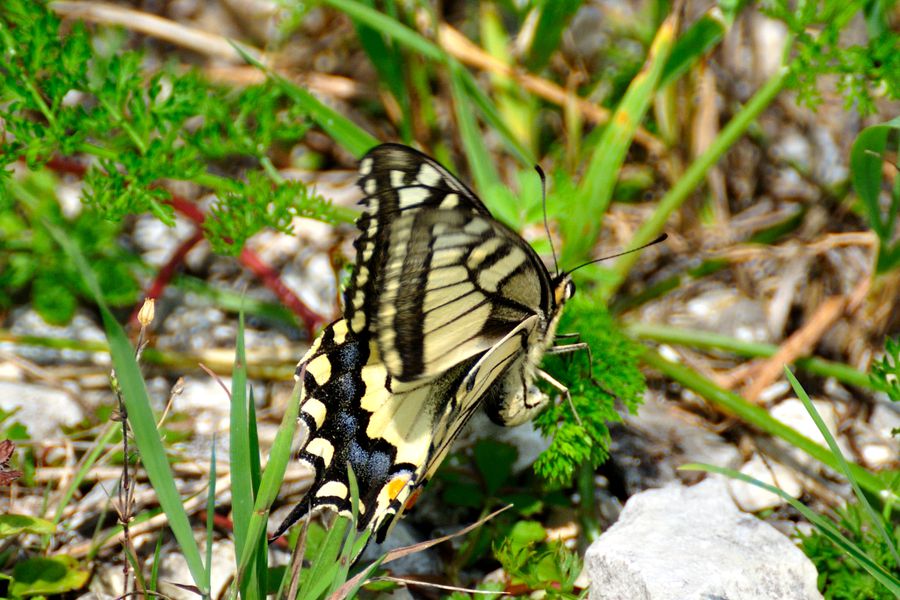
{"left": 585, "top": 479, "right": 822, "bottom": 600}
{"left": 0, "top": 381, "right": 84, "bottom": 439}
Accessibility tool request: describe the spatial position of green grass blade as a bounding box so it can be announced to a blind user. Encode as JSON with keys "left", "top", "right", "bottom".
{"left": 50, "top": 423, "right": 118, "bottom": 531}
{"left": 299, "top": 518, "right": 352, "bottom": 600}
{"left": 683, "top": 463, "right": 900, "bottom": 595}
{"left": 602, "top": 64, "right": 791, "bottom": 300}
{"left": 205, "top": 436, "right": 217, "bottom": 595}
{"left": 658, "top": 2, "right": 746, "bottom": 88}
{"left": 450, "top": 66, "right": 502, "bottom": 200}
{"left": 43, "top": 218, "right": 209, "bottom": 592}
{"left": 850, "top": 116, "right": 900, "bottom": 272}
{"left": 784, "top": 367, "right": 900, "bottom": 569}
{"left": 638, "top": 347, "right": 892, "bottom": 500}
{"left": 526, "top": 0, "right": 582, "bottom": 71}
{"left": 625, "top": 323, "right": 878, "bottom": 392}
{"left": 229, "top": 42, "right": 377, "bottom": 159}
{"left": 564, "top": 8, "right": 679, "bottom": 264}
{"left": 320, "top": 0, "right": 532, "bottom": 165}
{"left": 233, "top": 375, "right": 302, "bottom": 597}
{"left": 350, "top": 0, "right": 412, "bottom": 142}
{"left": 320, "top": 0, "right": 444, "bottom": 61}
{"left": 230, "top": 312, "right": 262, "bottom": 600}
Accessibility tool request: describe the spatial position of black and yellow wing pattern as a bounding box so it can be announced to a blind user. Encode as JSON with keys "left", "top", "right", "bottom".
{"left": 273, "top": 144, "right": 575, "bottom": 543}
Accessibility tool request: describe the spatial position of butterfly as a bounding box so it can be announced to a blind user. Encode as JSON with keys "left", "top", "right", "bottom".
{"left": 272, "top": 143, "right": 585, "bottom": 544}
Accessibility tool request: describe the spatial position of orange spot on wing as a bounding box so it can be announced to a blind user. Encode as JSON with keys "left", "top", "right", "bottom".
{"left": 386, "top": 475, "right": 410, "bottom": 501}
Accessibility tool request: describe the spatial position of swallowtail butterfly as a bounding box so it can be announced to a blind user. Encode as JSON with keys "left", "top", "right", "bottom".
{"left": 273, "top": 144, "right": 584, "bottom": 543}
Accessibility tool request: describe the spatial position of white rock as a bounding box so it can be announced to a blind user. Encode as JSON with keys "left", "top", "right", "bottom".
{"left": 857, "top": 402, "right": 900, "bottom": 469}
{"left": 0, "top": 381, "right": 84, "bottom": 439}
{"left": 585, "top": 479, "right": 822, "bottom": 600}
{"left": 728, "top": 454, "right": 803, "bottom": 512}
{"left": 7, "top": 308, "right": 108, "bottom": 365}
{"left": 173, "top": 376, "right": 244, "bottom": 437}
{"left": 132, "top": 213, "right": 199, "bottom": 268}
{"left": 770, "top": 398, "right": 851, "bottom": 463}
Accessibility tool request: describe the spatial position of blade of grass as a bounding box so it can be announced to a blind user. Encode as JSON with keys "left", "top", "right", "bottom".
{"left": 205, "top": 436, "right": 217, "bottom": 595}
{"left": 299, "top": 517, "right": 352, "bottom": 600}
{"left": 232, "top": 372, "right": 303, "bottom": 599}
{"left": 319, "top": 0, "right": 532, "bottom": 164}
{"left": 683, "top": 463, "right": 900, "bottom": 595}
{"left": 626, "top": 323, "right": 879, "bottom": 392}
{"left": 658, "top": 1, "right": 747, "bottom": 88}
{"left": 0, "top": 329, "right": 298, "bottom": 380}
{"left": 563, "top": 6, "right": 680, "bottom": 264}
{"left": 601, "top": 62, "right": 792, "bottom": 300}
{"left": 784, "top": 367, "right": 900, "bottom": 568}
{"left": 42, "top": 217, "right": 209, "bottom": 592}
{"left": 49, "top": 423, "right": 119, "bottom": 535}
{"left": 850, "top": 116, "right": 900, "bottom": 273}
{"left": 230, "top": 312, "right": 263, "bottom": 600}
{"left": 229, "top": 43, "right": 377, "bottom": 159}
{"left": 482, "top": 3, "right": 536, "bottom": 153}
{"left": 450, "top": 66, "right": 502, "bottom": 200}
{"left": 348, "top": 0, "right": 413, "bottom": 143}
{"left": 525, "top": 0, "right": 582, "bottom": 71}
{"left": 638, "top": 346, "right": 892, "bottom": 499}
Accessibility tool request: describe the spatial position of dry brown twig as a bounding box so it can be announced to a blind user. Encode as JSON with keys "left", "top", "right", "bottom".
{"left": 742, "top": 274, "right": 872, "bottom": 403}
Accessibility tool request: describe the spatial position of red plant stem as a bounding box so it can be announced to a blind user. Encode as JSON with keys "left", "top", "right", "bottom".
{"left": 239, "top": 247, "right": 326, "bottom": 332}
{"left": 128, "top": 228, "right": 204, "bottom": 325}
{"left": 42, "top": 156, "right": 324, "bottom": 337}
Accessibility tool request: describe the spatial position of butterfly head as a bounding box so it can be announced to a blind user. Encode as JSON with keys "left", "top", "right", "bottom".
{"left": 552, "top": 273, "right": 575, "bottom": 308}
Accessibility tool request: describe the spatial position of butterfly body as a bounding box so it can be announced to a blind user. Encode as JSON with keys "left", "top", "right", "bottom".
{"left": 273, "top": 144, "right": 575, "bottom": 543}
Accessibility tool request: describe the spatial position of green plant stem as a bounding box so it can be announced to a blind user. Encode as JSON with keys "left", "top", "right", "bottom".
{"left": 0, "top": 330, "right": 297, "bottom": 380}
{"left": 626, "top": 323, "right": 878, "bottom": 392}
{"left": 637, "top": 347, "right": 890, "bottom": 499}
{"left": 602, "top": 64, "right": 791, "bottom": 301}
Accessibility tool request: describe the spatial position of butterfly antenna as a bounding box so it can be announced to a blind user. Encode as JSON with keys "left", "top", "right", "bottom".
{"left": 568, "top": 233, "right": 669, "bottom": 274}
{"left": 535, "top": 165, "right": 560, "bottom": 276}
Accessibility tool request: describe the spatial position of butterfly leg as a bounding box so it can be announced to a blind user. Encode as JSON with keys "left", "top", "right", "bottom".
{"left": 536, "top": 368, "right": 583, "bottom": 427}
{"left": 546, "top": 342, "right": 601, "bottom": 387}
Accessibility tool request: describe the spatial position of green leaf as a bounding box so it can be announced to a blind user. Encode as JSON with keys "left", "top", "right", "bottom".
{"left": 0, "top": 514, "right": 56, "bottom": 538}
{"left": 474, "top": 439, "right": 517, "bottom": 496}
{"left": 850, "top": 116, "right": 900, "bottom": 273}
{"left": 508, "top": 520, "right": 546, "bottom": 549}
{"left": 10, "top": 556, "right": 90, "bottom": 597}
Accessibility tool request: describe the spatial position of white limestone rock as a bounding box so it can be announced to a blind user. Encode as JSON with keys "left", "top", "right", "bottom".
{"left": 585, "top": 479, "right": 822, "bottom": 600}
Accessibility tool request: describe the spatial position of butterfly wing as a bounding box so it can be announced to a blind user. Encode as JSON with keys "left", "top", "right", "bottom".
{"left": 344, "top": 144, "right": 554, "bottom": 382}
{"left": 272, "top": 318, "right": 484, "bottom": 542}
{"left": 274, "top": 144, "right": 563, "bottom": 546}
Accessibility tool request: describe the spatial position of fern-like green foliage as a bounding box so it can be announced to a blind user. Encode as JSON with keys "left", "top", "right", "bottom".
{"left": 762, "top": 0, "right": 900, "bottom": 114}
{"left": 1, "top": 171, "right": 141, "bottom": 323}
{"left": 493, "top": 521, "right": 583, "bottom": 599}
{"left": 535, "top": 294, "right": 646, "bottom": 487}
{"left": 0, "top": 0, "right": 340, "bottom": 258}
{"left": 871, "top": 337, "right": 900, "bottom": 405}
{"left": 800, "top": 501, "right": 900, "bottom": 599}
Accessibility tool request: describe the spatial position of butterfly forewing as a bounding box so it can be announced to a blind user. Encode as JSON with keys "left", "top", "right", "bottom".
{"left": 345, "top": 144, "right": 552, "bottom": 382}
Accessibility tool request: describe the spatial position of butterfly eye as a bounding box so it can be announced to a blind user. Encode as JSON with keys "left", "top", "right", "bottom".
{"left": 566, "top": 280, "right": 576, "bottom": 299}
